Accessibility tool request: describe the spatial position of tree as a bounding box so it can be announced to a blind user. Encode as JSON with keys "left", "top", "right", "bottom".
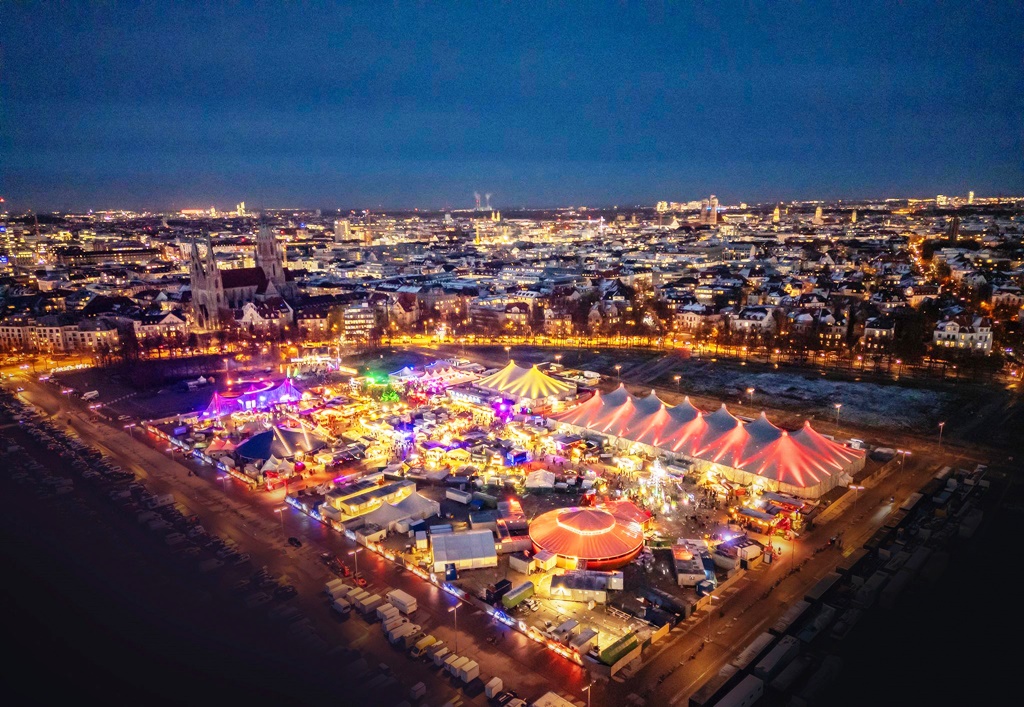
{"left": 117, "top": 325, "right": 141, "bottom": 364}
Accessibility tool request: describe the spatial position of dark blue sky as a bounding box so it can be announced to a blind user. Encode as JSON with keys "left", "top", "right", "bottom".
{"left": 2, "top": 1, "right": 1021, "bottom": 211}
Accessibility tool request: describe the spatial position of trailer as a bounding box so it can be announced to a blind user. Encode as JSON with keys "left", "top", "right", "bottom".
{"left": 485, "top": 677, "right": 504, "bottom": 699}
{"left": 769, "top": 600, "right": 810, "bottom": 636}
{"left": 688, "top": 664, "right": 740, "bottom": 707}
{"left": 385, "top": 589, "right": 418, "bottom": 615}
{"left": 714, "top": 674, "right": 763, "bottom": 707}
{"left": 327, "top": 583, "right": 354, "bottom": 601}
{"left": 446, "top": 488, "right": 473, "bottom": 504}
{"left": 753, "top": 635, "right": 800, "bottom": 681}
{"left": 387, "top": 621, "right": 418, "bottom": 645}
{"left": 355, "top": 593, "right": 383, "bottom": 615}
{"left": 458, "top": 659, "right": 480, "bottom": 683}
{"left": 430, "top": 646, "right": 451, "bottom": 666}
{"left": 346, "top": 588, "right": 369, "bottom": 606}
{"left": 501, "top": 581, "right": 535, "bottom": 609}
{"left": 442, "top": 653, "right": 461, "bottom": 673}
{"left": 324, "top": 578, "right": 347, "bottom": 595}
{"left": 382, "top": 616, "right": 409, "bottom": 635}
{"left": 731, "top": 632, "right": 776, "bottom": 672}
{"left": 770, "top": 653, "right": 813, "bottom": 693}
{"left": 331, "top": 597, "right": 352, "bottom": 615}
{"left": 803, "top": 572, "right": 842, "bottom": 604}
{"left": 377, "top": 603, "right": 400, "bottom": 623}
{"left": 447, "top": 656, "right": 469, "bottom": 677}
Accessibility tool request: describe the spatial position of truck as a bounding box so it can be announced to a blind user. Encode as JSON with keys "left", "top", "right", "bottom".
{"left": 409, "top": 634, "right": 437, "bottom": 658}
{"left": 501, "top": 581, "right": 535, "bottom": 610}
{"left": 331, "top": 597, "right": 352, "bottom": 615}
{"left": 144, "top": 493, "right": 175, "bottom": 510}
{"left": 485, "top": 579, "right": 513, "bottom": 604}
{"left": 377, "top": 603, "right": 400, "bottom": 623}
{"left": 446, "top": 488, "right": 473, "bottom": 504}
{"left": 458, "top": 659, "right": 480, "bottom": 683}
{"left": 385, "top": 588, "right": 418, "bottom": 615}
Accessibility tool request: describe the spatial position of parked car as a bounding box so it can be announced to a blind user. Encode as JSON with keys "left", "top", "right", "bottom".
{"left": 287, "top": 537, "right": 302, "bottom": 548}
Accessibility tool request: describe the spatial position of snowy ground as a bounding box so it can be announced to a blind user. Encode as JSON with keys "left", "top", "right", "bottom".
{"left": 660, "top": 363, "right": 954, "bottom": 432}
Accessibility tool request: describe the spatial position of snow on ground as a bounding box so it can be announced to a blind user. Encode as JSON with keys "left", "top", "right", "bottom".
{"left": 666, "top": 362, "right": 953, "bottom": 432}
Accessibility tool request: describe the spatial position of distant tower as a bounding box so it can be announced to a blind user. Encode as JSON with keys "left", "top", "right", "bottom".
{"left": 363, "top": 226, "right": 374, "bottom": 247}
{"left": 813, "top": 206, "right": 824, "bottom": 225}
{"left": 772, "top": 205, "right": 781, "bottom": 224}
{"left": 255, "top": 221, "right": 286, "bottom": 290}
{"left": 968, "top": 191, "right": 975, "bottom": 204}
{"left": 851, "top": 209, "right": 857, "bottom": 224}
{"left": 708, "top": 195, "right": 719, "bottom": 225}
{"left": 699, "top": 198, "right": 710, "bottom": 224}
{"left": 237, "top": 201, "right": 246, "bottom": 216}
{"left": 485, "top": 193, "right": 492, "bottom": 210}
{"left": 474, "top": 192, "right": 482, "bottom": 210}
{"left": 334, "top": 219, "right": 349, "bottom": 241}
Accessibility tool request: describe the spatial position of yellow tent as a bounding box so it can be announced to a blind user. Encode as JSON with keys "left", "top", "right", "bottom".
{"left": 475, "top": 360, "right": 576, "bottom": 402}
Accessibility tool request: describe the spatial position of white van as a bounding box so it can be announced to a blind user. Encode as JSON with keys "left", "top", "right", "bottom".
{"left": 81, "top": 391, "right": 99, "bottom": 401}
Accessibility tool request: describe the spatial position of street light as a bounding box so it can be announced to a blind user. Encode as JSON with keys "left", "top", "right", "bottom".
{"left": 674, "top": 374, "right": 681, "bottom": 393}
{"left": 897, "top": 449, "right": 911, "bottom": 488}
{"left": 849, "top": 484, "right": 865, "bottom": 513}
{"left": 706, "top": 594, "right": 720, "bottom": 642}
{"left": 746, "top": 387, "right": 755, "bottom": 406}
{"left": 583, "top": 681, "right": 593, "bottom": 707}
{"left": 349, "top": 547, "right": 362, "bottom": 580}
{"left": 124, "top": 423, "right": 135, "bottom": 438}
{"left": 938, "top": 421, "right": 945, "bottom": 448}
{"left": 504, "top": 345, "right": 511, "bottom": 361}
{"left": 274, "top": 506, "right": 285, "bottom": 532}
{"left": 448, "top": 601, "right": 462, "bottom": 654}
{"left": 614, "top": 364, "right": 622, "bottom": 382}
{"left": 554, "top": 353, "right": 562, "bottom": 367}
{"left": 834, "top": 403, "right": 842, "bottom": 434}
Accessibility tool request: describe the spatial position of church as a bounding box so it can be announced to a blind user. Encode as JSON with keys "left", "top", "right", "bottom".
{"left": 188, "top": 223, "right": 298, "bottom": 330}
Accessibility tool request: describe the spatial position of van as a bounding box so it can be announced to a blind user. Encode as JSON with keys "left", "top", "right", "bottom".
{"left": 409, "top": 634, "right": 437, "bottom": 658}
{"left": 81, "top": 391, "right": 99, "bottom": 401}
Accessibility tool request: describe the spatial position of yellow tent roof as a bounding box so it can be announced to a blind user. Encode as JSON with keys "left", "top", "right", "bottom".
{"left": 475, "top": 360, "right": 576, "bottom": 400}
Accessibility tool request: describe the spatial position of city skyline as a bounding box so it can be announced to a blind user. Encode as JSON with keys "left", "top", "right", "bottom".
{"left": 2, "top": 2, "right": 1022, "bottom": 211}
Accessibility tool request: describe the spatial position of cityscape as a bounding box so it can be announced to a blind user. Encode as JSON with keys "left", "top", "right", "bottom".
{"left": 1, "top": 4, "right": 1021, "bottom": 707}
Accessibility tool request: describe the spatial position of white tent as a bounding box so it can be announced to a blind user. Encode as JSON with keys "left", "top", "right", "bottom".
{"left": 430, "top": 529, "right": 498, "bottom": 573}
{"left": 525, "top": 469, "right": 556, "bottom": 489}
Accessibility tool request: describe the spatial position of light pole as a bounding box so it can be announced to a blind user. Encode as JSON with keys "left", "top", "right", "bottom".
{"left": 554, "top": 353, "right": 562, "bottom": 367}
{"left": 504, "top": 345, "right": 510, "bottom": 361}
{"left": 124, "top": 423, "right": 135, "bottom": 438}
{"left": 583, "top": 681, "right": 593, "bottom": 707}
{"left": 349, "top": 547, "right": 362, "bottom": 580}
{"left": 834, "top": 403, "right": 842, "bottom": 435}
{"left": 274, "top": 507, "right": 284, "bottom": 532}
{"left": 614, "top": 364, "right": 622, "bottom": 383}
{"left": 746, "top": 387, "right": 755, "bottom": 407}
{"left": 897, "top": 449, "right": 910, "bottom": 490}
{"left": 849, "top": 484, "right": 864, "bottom": 514}
{"left": 448, "top": 601, "right": 461, "bottom": 654}
{"left": 938, "top": 421, "right": 945, "bottom": 449}
{"left": 705, "top": 594, "right": 720, "bottom": 642}
{"left": 674, "top": 374, "right": 681, "bottom": 393}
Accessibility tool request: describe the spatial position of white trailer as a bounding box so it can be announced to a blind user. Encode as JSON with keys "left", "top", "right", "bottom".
{"left": 382, "top": 616, "right": 409, "bottom": 635}
{"left": 458, "top": 659, "right": 480, "bottom": 683}
{"left": 446, "top": 488, "right": 473, "bottom": 504}
{"left": 715, "top": 674, "right": 763, "bottom": 707}
{"left": 377, "top": 603, "right": 400, "bottom": 623}
{"left": 447, "top": 656, "right": 469, "bottom": 677}
{"left": 324, "top": 578, "right": 346, "bottom": 595}
{"left": 385, "top": 589, "right": 418, "bottom": 615}
{"left": 356, "top": 593, "right": 383, "bottom": 615}
{"left": 327, "top": 583, "right": 353, "bottom": 600}
{"left": 485, "top": 677, "right": 504, "bottom": 699}
{"left": 331, "top": 598, "right": 352, "bottom": 615}
{"left": 431, "top": 646, "right": 451, "bottom": 666}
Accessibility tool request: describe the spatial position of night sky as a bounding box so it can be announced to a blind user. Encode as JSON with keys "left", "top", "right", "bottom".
{"left": 1, "top": 1, "right": 1021, "bottom": 211}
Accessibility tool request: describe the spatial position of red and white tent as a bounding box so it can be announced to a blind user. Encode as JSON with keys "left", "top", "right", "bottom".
{"left": 551, "top": 386, "right": 864, "bottom": 498}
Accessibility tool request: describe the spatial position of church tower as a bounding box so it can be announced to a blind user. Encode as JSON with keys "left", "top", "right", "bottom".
{"left": 189, "top": 232, "right": 225, "bottom": 330}
{"left": 255, "top": 221, "right": 286, "bottom": 291}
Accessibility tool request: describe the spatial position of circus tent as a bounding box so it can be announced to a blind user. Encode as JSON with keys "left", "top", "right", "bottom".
{"left": 528, "top": 505, "right": 645, "bottom": 570}
{"left": 235, "top": 426, "right": 328, "bottom": 461}
{"left": 200, "top": 378, "right": 303, "bottom": 418}
{"left": 550, "top": 385, "right": 863, "bottom": 498}
{"left": 474, "top": 360, "right": 577, "bottom": 403}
